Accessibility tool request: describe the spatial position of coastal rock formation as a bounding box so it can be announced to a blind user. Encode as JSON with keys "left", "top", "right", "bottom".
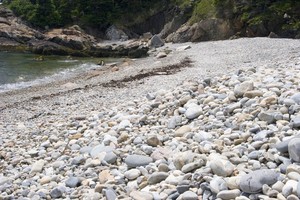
{"left": 45, "top": 25, "right": 96, "bottom": 51}
{"left": 0, "top": 7, "right": 42, "bottom": 51}
{"left": 166, "top": 19, "right": 235, "bottom": 43}
{"left": 0, "top": 7, "right": 148, "bottom": 58}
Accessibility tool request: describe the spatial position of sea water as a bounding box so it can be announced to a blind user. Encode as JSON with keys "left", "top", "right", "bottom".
{"left": 0, "top": 52, "right": 116, "bottom": 92}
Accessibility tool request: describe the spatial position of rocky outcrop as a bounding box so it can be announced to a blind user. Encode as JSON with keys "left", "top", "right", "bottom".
{"left": 166, "top": 19, "right": 235, "bottom": 43}
{"left": 0, "top": 7, "right": 43, "bottom": 50}
{"left": 105, "top": 25, "right": 128, "bottom": 41}
{"left": 45, "top": 25, "right": 96, "bottom": 51}
{"left": 159, "top": 12, "right": 190, "bottom": 39}
{"left": 0, "top": 7, "right": 148, "bottom": 58}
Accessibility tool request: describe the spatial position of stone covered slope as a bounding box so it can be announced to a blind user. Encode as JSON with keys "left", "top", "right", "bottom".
{"left": 1, "top": 57, "right": 300, "bottom": 199}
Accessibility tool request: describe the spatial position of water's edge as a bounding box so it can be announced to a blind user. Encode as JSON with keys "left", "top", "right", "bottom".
{"left": 0, "top": 52, "right": 119, "bottom": 93}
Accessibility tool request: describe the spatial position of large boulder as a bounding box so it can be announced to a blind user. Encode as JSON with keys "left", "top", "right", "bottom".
{"left": 166, "top": 18, "right": 234, "bottom": 43}
{"left": 105, "top": 25, "right": 128, "bottom": 41}
{"left": 45, "top": 25, "right": 96, "bottom": 51}
{"left": 159, "top": 12, "right": 189, "bottom": 39}
{"left": 148, "top": 34, "right": 164, "bottom": 48}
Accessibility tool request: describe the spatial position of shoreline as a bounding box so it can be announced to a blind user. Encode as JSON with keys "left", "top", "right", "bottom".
{"left": 1, "top": 37, "right": 299, "bottom": 114}
{"left": 1, "top": 37, "right": 300, "bottom": 199}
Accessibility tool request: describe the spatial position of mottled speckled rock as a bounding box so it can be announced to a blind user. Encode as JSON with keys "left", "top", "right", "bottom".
{"left": 240, "top": 169, "right": 279, "bottom": 193}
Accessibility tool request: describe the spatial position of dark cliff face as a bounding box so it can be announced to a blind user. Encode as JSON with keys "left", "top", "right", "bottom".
{"left": 129, "top": 11, "right": 166, "bottom": 35}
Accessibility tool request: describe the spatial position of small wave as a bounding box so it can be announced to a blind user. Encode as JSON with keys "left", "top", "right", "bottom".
{"left": 58, "top": 60, "right": 79, "bottom": 63}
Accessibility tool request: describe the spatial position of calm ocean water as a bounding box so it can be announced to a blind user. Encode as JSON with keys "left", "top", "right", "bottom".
{"left": 0, "top": 52, "right": 116, "bottom": 92}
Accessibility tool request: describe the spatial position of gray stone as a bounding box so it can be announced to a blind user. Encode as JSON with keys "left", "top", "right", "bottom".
{"left": 104, "top": 152, "right": 117, "bottom": 164}
{"left": 30, "top": 160, "right": 45, "bottom": 174}
{"left": 133, "top": 137, "right": 143, "bottom": 145}
{"left": 290, "top": 117, "right": 300, "bottom": 128}
{"left": 282, "top": 185, "right": 293, "bottom": 197}
{"left": 65, "top": 177, "right": 81, "bottom": 188}
{"left": 124, "top": 169, "right": 141, "bottom": 180}
{"left": 276, "top": 135, "right": 300, "bottom": 153}
{"left": 244, "top": 90, "right": 263, "bottom": 98}
{"left": 0, "top": 177, "right": 11, "bottom": 186}
{"left": 272, "top": 181, "right": 284, "bottom": 192}
{"left": 297, "top": 181, "right": 300, "bottom": 197}
{"left": 258, "top": 112, "right": 276, "bottom": 124}
{"left": 158, "top": 163, "right": 169, "bottom": 172}
{"left": 288, "top": 138, "right": 300, "bottom": 162}
{"left": 156, "top": 52, "right": 167, "bottom": 59}
{"left": 28, "top": 149, "right": 39, "bottom": 157}
{"left": 210, "top": 159, "right": 234, "bottom": 177}
{"left": 125, "top": 154, "right": 153, "bottom": 168}
{"left": 181, "top": 160, "right": 205, "bottom": 173}
{"left": 185, "top": 105, "right": 202, "bottom": 120}
{"left": 248, "top": 151, "right": 262, "bottom": 159}
{"left": 175, "top": 125, "right": 191, "bottom": 137}
{"left": 168, "top": 116, "right": 182, "bottom": 129}
{"left": 80, "top": 146, "right": 93, "bottom": 154}
{"left": 253, "top": 130, "right": 274, "bottom": 141}
{"left": 277, "top": 138, "right": 293, "bottom": 153}
{"left": 177, "top": 185, "right": 190, "bottom": 194}
{"left": 210, "top": 177, "right": 227, "bottom": 194}
{"left": 287, "top": 195, "right": 300, "bottom": 200}
{"left": 168, "top": 192, "right": 180, "bottom": 200}
{"left": 176, "top": 45, "right": 191, "bottom": 51}
{"left": 50, "top": 187, "right": 63, "bottom": 199}
{"left": 284, "top": 98, "right": 296, "bottom": 106}
{"left": 216, "top": 189, "right": 241, "bottom": 200}
{"left": 148, "top": 35, "right": 164, "bottom": 48}
{"left": 234, "top": 81, "right": 254, "bottom": 97}
{"left": 239, "top": 169, "right": 279, "bottom": 193}
{"left": 104, "top": 188, "right": 117, "bottom": 200}
{"left": 130, "top": 191, "right": 153, "bottom": 200}
{"left": 148, "top": 172, "right": 168, "bottom": 184}
{"left": 287, "top": 172, "right": 300, "bottom": 181}
{"left": 146, "top": 93, "right": 156, "bottom": 100}
{"left": 291, "top": 93, "right": 300, "bottom": 104}
{"left": 71, "top": 156, "right": 85, "bottom": 165}
{"left": 224, "top": 102, "right": 241, "bottom": 114}
{"left": 180, "top": 191, "right": 198, "bottom": 200}
{"left": 90, "top": 144, "right": 114, "bottom": 158}
{"left": 146, "top": 135, "right": 160, "bottom": 147}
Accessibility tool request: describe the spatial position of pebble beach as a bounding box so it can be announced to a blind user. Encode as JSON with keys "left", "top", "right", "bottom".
{"left": 1, "top": 37, "right": 300, "bottom": 199}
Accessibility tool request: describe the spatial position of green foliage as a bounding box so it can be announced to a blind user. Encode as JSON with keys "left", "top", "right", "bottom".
{"left": 172, "top": 0, "right": 193, "bottom": 10}
{"left": 4, "top": 0, "right": 169, "bottom": 29}
{"left": 190, "top": 0, "right": 216, "bottom": 23}
{"left": 3, "top": 0, "right": 300, "bottom": 36}
{"left": 7, "top": 0, "right": 36, "bottom": 20}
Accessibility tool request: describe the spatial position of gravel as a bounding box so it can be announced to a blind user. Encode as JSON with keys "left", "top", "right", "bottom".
{"left": 0, "top": 37, "right": 300, "bottom": 199}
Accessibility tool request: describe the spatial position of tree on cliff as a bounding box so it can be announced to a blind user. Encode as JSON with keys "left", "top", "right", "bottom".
{"left": 30, "top": 0, "right": 61, "bottom": 28}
